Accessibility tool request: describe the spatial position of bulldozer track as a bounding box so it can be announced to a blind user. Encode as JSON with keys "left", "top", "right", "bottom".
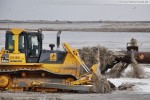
{"left": 0, "top": 67, "right": 77, "bottom": 92}
{"left": 0, "top": 67, "right": 77, "bottom": 79}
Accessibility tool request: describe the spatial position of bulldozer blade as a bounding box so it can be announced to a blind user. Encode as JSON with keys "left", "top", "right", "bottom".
{"left": 36, "top": 82, "right": 93, "bottom": 92}
{"left": 91, "top": 64, "right": 111, "bottom": 93}
{"left": 91, "top": 64, "right": 102, "bottom": 92}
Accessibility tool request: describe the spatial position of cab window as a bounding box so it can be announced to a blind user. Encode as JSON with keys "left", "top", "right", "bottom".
{"left": 8, "top": 34, "right": 14, "bottom": 52}
{"left": 28, "top": 35, "right": 39, "bottom": 57}
{"left": 19, "top": 35, "right": 25, "bottom": 50}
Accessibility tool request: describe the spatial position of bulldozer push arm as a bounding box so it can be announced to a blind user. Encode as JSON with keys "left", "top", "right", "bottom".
{"left": 63, "top": 42, "right": 90, "bottom": 73}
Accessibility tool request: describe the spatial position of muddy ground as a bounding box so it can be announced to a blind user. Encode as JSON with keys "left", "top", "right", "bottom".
{"left": 0, "top": 91, "right": 150, "bottom": 100}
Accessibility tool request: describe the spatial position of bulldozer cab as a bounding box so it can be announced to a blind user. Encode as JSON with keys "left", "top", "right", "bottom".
{"left": 5, "top": 29, "right": 42, "bottom": 63}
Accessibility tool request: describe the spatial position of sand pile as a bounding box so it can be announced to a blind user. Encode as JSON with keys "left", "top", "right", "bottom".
{"left": 78, "top": 46, "right": 115, "bottom": 73}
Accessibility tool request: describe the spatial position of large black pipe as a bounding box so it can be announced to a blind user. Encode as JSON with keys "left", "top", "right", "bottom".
{"left": 119, "top": 52, "right": 150, "bottom": 64}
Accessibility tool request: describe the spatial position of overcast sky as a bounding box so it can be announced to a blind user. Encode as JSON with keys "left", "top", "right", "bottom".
{"left": 0, "top": 0, "right": 150, "bottom": 21}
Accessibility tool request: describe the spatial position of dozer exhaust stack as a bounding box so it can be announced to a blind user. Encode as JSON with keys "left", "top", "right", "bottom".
{"left": 57, "top": 30, "right": 61, "bottom": 49}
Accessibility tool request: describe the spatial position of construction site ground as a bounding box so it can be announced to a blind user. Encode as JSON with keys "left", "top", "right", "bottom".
{"left": 0, "top": 91, "right": 150, "bottom": 100}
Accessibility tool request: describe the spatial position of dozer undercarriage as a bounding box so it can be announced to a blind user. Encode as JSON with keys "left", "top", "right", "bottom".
{"left": 0, "top": 64, "right": 102, "bottom": 93}
{"left": 0, "top": 68, "right": 76, "bottom": 92}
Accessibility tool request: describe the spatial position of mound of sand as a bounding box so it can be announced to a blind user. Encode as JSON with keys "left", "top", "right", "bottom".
{"left": 79, "top": 46, "right": 115, "bottom": 74}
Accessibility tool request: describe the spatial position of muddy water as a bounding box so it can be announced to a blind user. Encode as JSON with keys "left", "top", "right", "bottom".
{"left": 1, "top": 31, "right": 149, "bottom": 51}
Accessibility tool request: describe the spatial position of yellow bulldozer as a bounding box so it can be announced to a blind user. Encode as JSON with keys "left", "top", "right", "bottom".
{"left": 0, "top": 28, "right": 109, "bottom": 93}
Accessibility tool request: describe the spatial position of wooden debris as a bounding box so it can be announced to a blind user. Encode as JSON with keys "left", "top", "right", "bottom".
{"left": 118, "top": 83, "right": 135, "bottom": 90}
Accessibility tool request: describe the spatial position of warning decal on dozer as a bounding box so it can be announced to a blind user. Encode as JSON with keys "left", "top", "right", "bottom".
{"left": 50, "top": 53, "right": 57, "bottom": 61}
